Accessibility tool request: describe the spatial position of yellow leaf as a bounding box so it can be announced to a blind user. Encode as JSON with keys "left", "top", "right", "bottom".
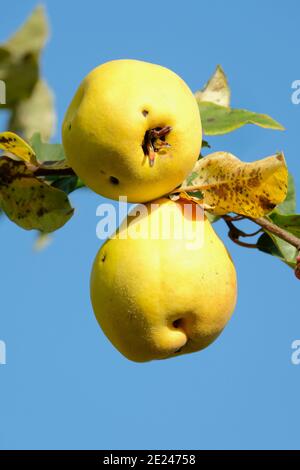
{"left": 179, "top": 192, "right": 204, "bottom": 205}
{"left": 0, "top": 131, "right": 38, "bottom": 165}
{"left": 195, "top": 65, "right": 230, "bottom": 107}
{"left": 180, "top": 152, "right": 288, "bottom": 218}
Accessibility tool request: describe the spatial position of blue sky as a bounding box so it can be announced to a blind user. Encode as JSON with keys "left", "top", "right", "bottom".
{"left": 0, "top": 0, "right": 300, "bottom": 450}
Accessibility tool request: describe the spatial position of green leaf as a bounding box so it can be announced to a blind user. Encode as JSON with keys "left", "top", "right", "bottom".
{"left": 195, "top": 65, "right": 285, "bottom": 136}
{"left": 0, "top": 6, "right": 48, "bottom": 107}
{"left": 4, "top": 5, "right": 48, "bottom": 58}
{"left": 0, "top": 157, "right": 73, "bottom": 232}
{"left": 0, "top": 48, "right": 10, "bottom": 62}
{"left": 0, "top": 53, "right": 39, "bottom": 107}
{"left": 51, "top": 176, "right": 79, "bottom": 194}
{"left": 9, "top": 79, "right": 56, "bottom": 141}
{"left": 198, "top": 101, "right": 285, "bottom": 135}
{"left": 269, "top": 213, "right": 300, "bottom": 238}
{"left": 270, "top": 234, "right": 297, "bottom": 267}
{"left": 257, "top": 232, "right": 297, "bottom": 268}
{"left": 195, "top": 65, "right": 230, "bottom": 107}
{"left": 257, "top": 232, "right": 284, "bottom": 259}
{"left": 256, "top": 186, "right": 299, "bottom": 268}
{"left": 273, "top": 172, "right": 296, "bottom": 215}
{"left": 30, "top": 133, "right": 65, "bottom": 162}
{"left": 205, "top": 212, "right": 220, "bottom": 224}
{"left": 187, "top": 190, "right": 203, "bottom": 199}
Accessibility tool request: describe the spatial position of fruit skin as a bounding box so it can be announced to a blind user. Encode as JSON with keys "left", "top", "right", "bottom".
{"left": 90, "top": 198, "right": 237, "bottom": 362}
{"left": 62, "top": 59, "right": 202, "bottom": 202}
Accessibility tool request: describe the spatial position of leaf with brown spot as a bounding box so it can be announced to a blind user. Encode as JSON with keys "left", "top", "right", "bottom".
{"left": 195, "top": 66, "right": 284, "bottom": 135}
{"left": 0, "top": 131, "right": 38, "bottom": 165}
{"left": 198, "top": 101, "right": 285, "bottom": 135}
{"left": 195, "top": 65, "right": 230, "bottom": 107}
{"left": 0, "top": 157, "right": 74, "bottom": 232}
{"left": 180, "top": 151, "right": 288, "bottom": 218}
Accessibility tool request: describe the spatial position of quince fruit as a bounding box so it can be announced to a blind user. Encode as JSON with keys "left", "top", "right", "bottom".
{"left": 90, "top": 198, "right": 237, "bottom": 362}
{"left": 62, "top": 59, "right": 202, "bottom": 202}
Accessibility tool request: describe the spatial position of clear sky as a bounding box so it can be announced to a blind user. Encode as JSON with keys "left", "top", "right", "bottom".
{"left": 0, "top": 0, "right": 299, "bottom": 450}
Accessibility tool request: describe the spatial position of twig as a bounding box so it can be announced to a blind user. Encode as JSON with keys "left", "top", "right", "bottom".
{"left": 296, "top": 255, "right": 300, "bottom": 280}
{"left": 173, "top": 185, "right": 300, "bottom": 251}
{"left": 249, "top": 216, "right": 300, "bottom": 251}
{"left": 33, "top": 167, "right": 76, "bottom": 177}
{"left": 222, "top": 216, "right": 261, "bottom": 249}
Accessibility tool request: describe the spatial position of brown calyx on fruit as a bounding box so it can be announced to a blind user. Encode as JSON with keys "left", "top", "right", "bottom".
{"left": 142, "top": 126, "right": 172, "bottom": 167}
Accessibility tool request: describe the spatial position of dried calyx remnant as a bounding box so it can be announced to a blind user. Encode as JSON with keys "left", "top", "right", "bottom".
{"left": 142, "top": 126, "right": 172, "bottom": 167}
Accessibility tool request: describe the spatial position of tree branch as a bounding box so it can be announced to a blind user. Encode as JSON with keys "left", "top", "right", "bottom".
{"left": 222, "top": 215, "right": 261, "bottom": 249}
{"left": 172, "top": 185, "right": 300, "bottom": 251}
{"left": 249, "top": 216, "right": 300, "bottom": 251}
{"left": 33, "top": 167, "right": 76, "bottom": 177}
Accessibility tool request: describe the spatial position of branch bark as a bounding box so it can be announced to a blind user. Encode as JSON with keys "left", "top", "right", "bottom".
{"left": 33, "top": 167, "right": 76, "bottom": 177}
{"left": 249, "top": 217, "right": 300, "bottom": 251}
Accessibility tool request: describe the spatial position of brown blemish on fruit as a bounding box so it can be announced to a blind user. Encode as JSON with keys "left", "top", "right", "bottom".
{"left": 109, "top": 176, "right": 119, "bottom": 185}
